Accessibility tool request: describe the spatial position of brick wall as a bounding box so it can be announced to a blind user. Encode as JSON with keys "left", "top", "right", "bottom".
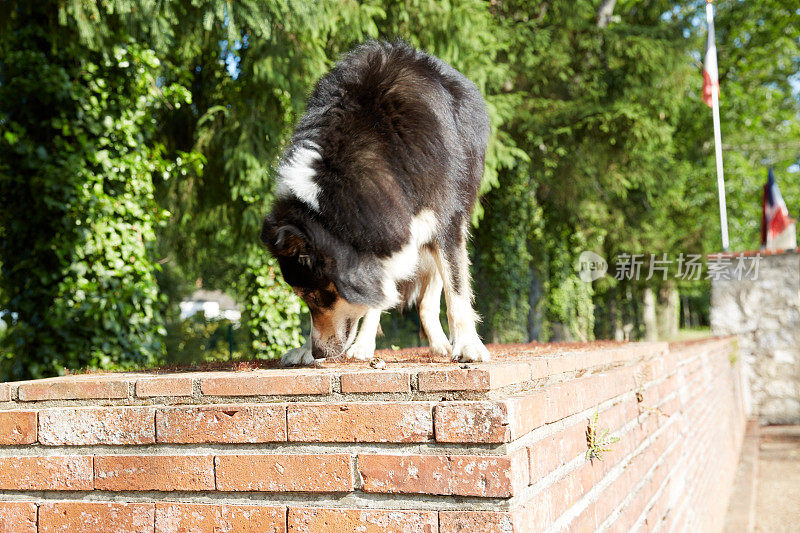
{"left": 0, "top": 337, "right": 745, "bottom": 532}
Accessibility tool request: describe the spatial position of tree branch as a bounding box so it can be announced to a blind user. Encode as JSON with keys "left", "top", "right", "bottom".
{"left": 596, "top": 0, "right": 617, "bottom": 28}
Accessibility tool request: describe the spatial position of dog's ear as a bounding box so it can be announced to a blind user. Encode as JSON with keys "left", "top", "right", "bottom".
{"left": 336, "top": 275, "right": 384, "bottom": 308}
{"left": 261, "top": 216, "right": 309, "bottom": 258}
{"left": 328, "top": 247, "right": 386, "bottom": 307}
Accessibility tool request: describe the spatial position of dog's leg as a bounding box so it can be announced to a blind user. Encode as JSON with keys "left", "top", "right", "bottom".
{"left": 418, "top": 253, "right": 452, "bottom": 357}
{"left": 345, "top": 308, "right": 381, "bottom": 361}
{"left": 433, "top": 232, "right": 490, "bottom": 363}
{"left": 281, "top": 322, "right": 315, "bottom": 366}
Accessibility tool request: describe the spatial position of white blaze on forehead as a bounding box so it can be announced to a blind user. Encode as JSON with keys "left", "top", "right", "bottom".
{"left": 381, "top": 209, "right": 438, "bottom": 306}
{"left": 275, "top": 142, "right": 322, "bottom": 210}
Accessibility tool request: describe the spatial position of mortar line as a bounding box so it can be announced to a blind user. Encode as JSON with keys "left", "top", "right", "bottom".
{"left": 601, "top": 372, "right": 724, "bottom": 532}
{"left": 0, "top": 440, "right": 507, "bottom": 457}
{"left": 212, "top": 453, "right": 218, "bottom": 492}
{"left": 284, "top": 403, "right": 290, "bottom": 443}
{"left": 595, "top": 419, "right": 684, "bottom": 533}
{"left": 550, "top": 410, "right": 680, "bottom": 533}
{"left": 0, "top": 350, "right": 688, "bottom": 410}
{"left": 513, "top": 365, "right": 723, "bottom": 515}
{"left": 152, "top": 409, "right": 158, "bottom": 444}
{"left": 0, "top": 490, "right": 513, "bottom": 512}
{"left": 659, "top": 378, "right": 738, "bottom": 532}
{"left": 645, "top": 392, "right": 727, "bottom": 532}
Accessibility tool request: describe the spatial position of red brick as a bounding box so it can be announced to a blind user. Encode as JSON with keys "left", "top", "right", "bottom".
{"left": 529, "top": 421, "right": 589, "bottom": 482}
{"left": 0, "top": 383, "right": 9, "bottom": 403}
{"left": 17, "top": 377, "right": 129, "bottom": 401}
{"left": 357, "top": 450, "right": 527, "bottom": 498}
{"left": 39, "top": 501, "right": 154, "bottom": 533}
{"left": 417, "top": 363, "right": 531, "bottom": 392}
{"left": 287, "top": 402, "right": 432, "bottom": 443}
{"left": 547, "top": 379, "right": 588, "bottom": 422}
{"left": 94, "top": 455, "right": 214, "bottom": 491}
{"left": 0, "top": 456, "right": 92, "bottom": 490}
{"left": 546, "top": 353, "right": 578, "bottom": 375}
{"left": 0, "top": 501, "right": 37, "bottom": 533}
{"left": 434, "top": 402, "right": 510, "bottom": 443}
{"left": 155, "top": 503, "right": 286, "bottom": 533}
{"left": 156, "top": 404, "right": 286, "bottom": 443}
{"left": 570, "top": 500, "right": 599, "bottom": 532}
{"left": 215, "top": 454, "right": 352, "bottom": 492}
{"left": 201, "top": 372, "right": 332, "bottom": 396}
{"left": 507, "top": 390, "right": 548, "bottom": 439}
{"left": 529, "top": 358, "right": 550, "bottom": 380}
{"left": 528, "top": 435, "right": 562, "bottom": 483}
{"left": 439, "top": 510, "right": 514, "bottom": 533}
{"left": 450, "top": 451, "right": 528, "bottom": 497}
{"left": 38, "top": 406, "right": 155, "bottom": 445}
{"left": 223, "top": 505, "right": 287, "bottom": 533}
{"left": 0, "top": 410, "right": 36, "bottom": 444}
{"left": 288, "top": 508, "right": 437, "bottom": 533}
{"left": 359, "top": 454, "right": 450, "bottom": 495}
{"left": 417, "top": 368, "right": 490, "bottom": 391}
{"left": 513, "top": 490, "right": 553, "bottom": 531}
{"left": 340, "top": 371, "right": 410, "bottom": 393}
{"left": 136, "top": 376, "right": 194, "bottom": 398}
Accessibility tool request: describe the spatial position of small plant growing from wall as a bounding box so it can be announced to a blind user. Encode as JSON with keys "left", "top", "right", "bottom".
{"left": 586, "top": 411, "right": 620, "bottom": 463}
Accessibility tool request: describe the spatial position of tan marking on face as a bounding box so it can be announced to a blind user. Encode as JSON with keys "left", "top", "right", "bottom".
{"left": 309, "top": 294, "right": 368, "bottom": 358}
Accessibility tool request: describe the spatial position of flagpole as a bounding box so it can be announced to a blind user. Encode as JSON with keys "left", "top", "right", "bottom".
{"left": 707, "top": 0, "right": 730, "bottom": 251}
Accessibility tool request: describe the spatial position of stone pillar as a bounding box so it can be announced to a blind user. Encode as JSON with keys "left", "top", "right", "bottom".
{"left": 711, "top": 250, "right": 800, "bottom": 424}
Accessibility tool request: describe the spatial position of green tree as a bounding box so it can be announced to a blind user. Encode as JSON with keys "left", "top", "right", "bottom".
{"left": 0, "top": 3, "right": 188, "bottom": 378}
{"left": 140, "top": 0, "right": 520, "bottom": 358}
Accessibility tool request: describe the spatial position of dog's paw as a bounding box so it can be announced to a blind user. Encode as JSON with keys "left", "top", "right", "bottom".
{"left": 345, "top": 340, "right": 375, "bottom": 361}
{"left": 452, "top": 337, "right": 490, "bottom": 363}
{"left": 428, "top": 337, "right": 453, "bottom": 357}
{"left": 280, "top": 344, "right": 315, "bottom": 366}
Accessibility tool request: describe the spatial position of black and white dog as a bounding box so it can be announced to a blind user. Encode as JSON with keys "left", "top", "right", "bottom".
{"left": 261, "top": 40, "right": 491, "bottom": 365}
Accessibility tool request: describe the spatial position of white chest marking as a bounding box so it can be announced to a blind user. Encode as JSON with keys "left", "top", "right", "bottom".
{"left": 275, "top": 142, "right": 322, "bottom": 211}
{"left": 381, "top": 209, "right": 438, "bottom": 306}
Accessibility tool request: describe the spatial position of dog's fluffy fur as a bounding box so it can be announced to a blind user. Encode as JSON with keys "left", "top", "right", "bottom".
{"left": 261, "top": 40, "right": 491, "bottom": 365}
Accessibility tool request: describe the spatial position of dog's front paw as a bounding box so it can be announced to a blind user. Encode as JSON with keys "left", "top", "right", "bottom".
{"left": 428, "top": 337, "right": 453, "bottom": 357}
{"left": 345, "top": 340, "right": 375, "bottom": 361}
{"left": 452, "top": 337, "right": 490, "bottom": 363}
{"left": 281, "top": 344, "right": 315, "bottom": 366}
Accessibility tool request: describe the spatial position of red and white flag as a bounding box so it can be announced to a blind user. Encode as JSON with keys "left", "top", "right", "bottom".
{"left": 761, "top": 168, "right": 796, "bottom": 249}
{"left": 702, "top": 2, "right": 719, "bottom": 107}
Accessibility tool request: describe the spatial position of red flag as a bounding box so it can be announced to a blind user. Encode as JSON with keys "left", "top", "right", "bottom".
{"left": 762, "top": 168, "right": 794, "bottom": 247}
{"left": 702, "top": 3, "right": 719, "bottom": 107}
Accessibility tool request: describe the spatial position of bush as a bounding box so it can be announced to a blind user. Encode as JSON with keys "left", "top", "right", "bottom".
{"left": 0, "top": 15, "right": 187, "bottom": 379}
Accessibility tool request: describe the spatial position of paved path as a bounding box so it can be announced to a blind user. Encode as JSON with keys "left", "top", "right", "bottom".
{"left": 755, "top": 425, "right": 800, "bottom": 533}
{"left": 725, "top": 423, "right": 800, "bottom": 533}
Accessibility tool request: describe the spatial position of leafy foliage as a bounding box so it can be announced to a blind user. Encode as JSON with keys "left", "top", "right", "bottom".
{"left": 241, "top": 255, "right": 305, "bottom": 359}
{"left": 0, "top": 5, "right": 189, "bottom": 379}
{"left": 164, "top": 316, "right": 246, "bottom": 365}
{"left": 473, "top": 163, "right": 541, "bottom": 343}
{"left": 1, "top": 0, "right": 798, "bottom": 378}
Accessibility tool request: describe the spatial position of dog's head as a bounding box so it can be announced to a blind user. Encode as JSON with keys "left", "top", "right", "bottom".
{"left": 260, "top": 214, "right": 385, "bottom": 358}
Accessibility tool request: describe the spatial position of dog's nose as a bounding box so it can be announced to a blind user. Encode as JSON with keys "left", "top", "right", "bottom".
{"left": 311, "top": 344, "right": 327, "bottom": 359}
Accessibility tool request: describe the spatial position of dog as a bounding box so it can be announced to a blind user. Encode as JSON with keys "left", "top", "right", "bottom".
{"left": 260, "top": 40, "right": 491, "bottom": 365}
